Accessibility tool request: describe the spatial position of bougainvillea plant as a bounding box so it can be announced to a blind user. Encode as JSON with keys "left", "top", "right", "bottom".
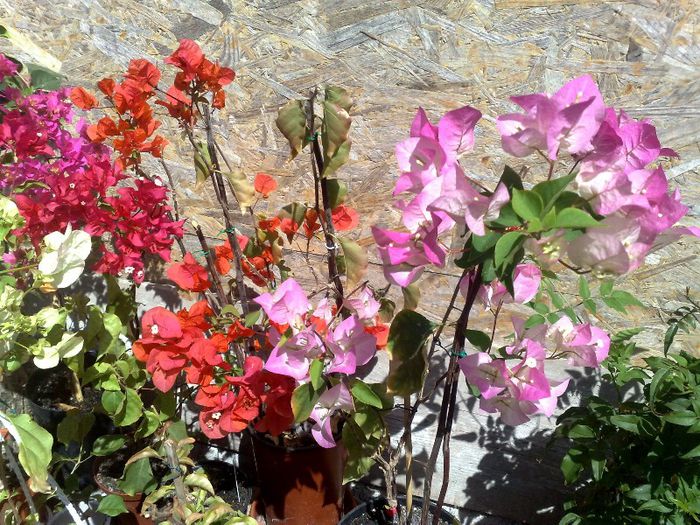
{"left": 333, "top": 75, "right": 699, "bottom": 523}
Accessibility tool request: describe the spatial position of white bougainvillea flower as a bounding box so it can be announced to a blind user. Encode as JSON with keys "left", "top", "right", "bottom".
{"left": 33, "top": 332, "right": 84, "bottom": 369}
{"left": 38, "top": 225, "right": 92, "bottom": 289}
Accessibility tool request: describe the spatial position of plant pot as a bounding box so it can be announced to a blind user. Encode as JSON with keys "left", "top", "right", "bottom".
{"left": 248, "top": 431, "right": 347, "bottom": 525}
{"left": 94, "top": 453, "right": 154, "bottom": 525}
{"left": 199, "top": 459, "right": 253, "bottom": 514}
{"left": 339, "top": 496, "right": 458, "bottom": 525}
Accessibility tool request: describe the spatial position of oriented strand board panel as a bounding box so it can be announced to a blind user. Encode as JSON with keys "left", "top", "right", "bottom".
{"left": 1, "top": 0, "right": 699, "bottom": 523}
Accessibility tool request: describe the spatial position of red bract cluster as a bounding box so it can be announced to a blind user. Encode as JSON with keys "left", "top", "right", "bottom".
{"left": 134, "top": 304, "right": 294, "bottom": 439}
{"left": 197, "top": 356, "right": 295, "bottom": 439}
{"left": 158, "top": 39, "right": 235, "bottom": 125}
{"left": 80, "top": 59, "right": 168, "bottom": 168}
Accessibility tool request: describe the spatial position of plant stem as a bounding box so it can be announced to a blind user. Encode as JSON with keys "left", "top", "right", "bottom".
{"left": 403, "top": 394, "right": 414, "bottom": 524}
{"left": 70, "top": 369, "right": 84, "bottom": 404}
{"left": 0, "top": 264, "right": 36, "bottom": 275}
{"left": 420, "top": 265, "right": 482, "bottom": 525}
{"left": 193, "top": 224, "right": 227, "bottom": 311}
{"left": 307, "top": 92, "right": 345, "bottom": 310}
{"left": 163, "top": 439, "right": 187, "bottom": 525}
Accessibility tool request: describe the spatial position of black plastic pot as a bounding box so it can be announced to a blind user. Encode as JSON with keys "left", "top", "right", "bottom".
{"left": 199, "top": 459, "right": 253, "bottom": 514}
{"left": 339, "top": 496, "right": 458, "bottom": 525}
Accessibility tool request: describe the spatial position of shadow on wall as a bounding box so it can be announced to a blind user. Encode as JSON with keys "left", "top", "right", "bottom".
{"left": 376, "top": 359, "right": 639, "bottom": 525}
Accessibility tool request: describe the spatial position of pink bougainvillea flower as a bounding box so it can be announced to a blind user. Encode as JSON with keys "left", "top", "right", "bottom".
{"left": 547, "top": 317, "right": 611, "bottom": 367}
{"left": 309, "top": 383, "right": 354, "bottom": 448}
{"left": 345, "top": 286, "right": 381, "bottom": 322}
{"left": 326, "top": 315, "right": 378, "bottom": 375}
{"left": 479, "top": 392, "right": 533, "bottom": 426}
{"left": 264, "top": 328, "right": 323, "bottom": 380}
{"left": 497, "top": 75, "right": 605, "bottom": 160}
{"left": 458, "top": 353, "right": 508, "bottom": 400}
{"left": 371, "top": 213, "right": 448, "bottom": 288}
{"left": 436, "top": 106, "right": 482, "bottom": 161}
{"left": 475, "top": 263, "right": 542, "bottom": 307}
{"left": 254, "top": 278, "right": 311, "bottom": 327}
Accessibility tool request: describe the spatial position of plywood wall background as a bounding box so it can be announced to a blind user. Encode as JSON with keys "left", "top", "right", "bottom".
{"left": 1, "top": 1, "right": 698, "bottom": 523}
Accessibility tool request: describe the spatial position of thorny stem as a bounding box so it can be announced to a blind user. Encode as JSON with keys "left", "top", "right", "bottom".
{"left": 421, "top": 264, "right": 483, "bottom": 525}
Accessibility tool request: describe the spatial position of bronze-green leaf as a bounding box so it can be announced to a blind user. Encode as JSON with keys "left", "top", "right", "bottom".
{"left": 224, "top": 169, "right": 255, "bottom": 213}
{"left": 338, "top": 237, "right": 367, "bottom": 287}
{"left": 276, "top": 99, "right": 308, "bottom": 159}
{"left": 386, "top": 310, "right": 436, "bottom": 396}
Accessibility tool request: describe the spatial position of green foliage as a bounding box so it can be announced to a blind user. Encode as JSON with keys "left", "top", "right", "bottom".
{"left": 556, "top": 341, "right": 700, "bottom": 524}
{"left": 663, "top": 289, "right": 699, "bottom": 356}
{"left": 385, "top": 310, "right": 436, "bottom": 396}
{"left": 1, "top": 413, "right": 53, "bottom": 493}
{"left": 275, "top": 99, "right": 309, "bottom": 159}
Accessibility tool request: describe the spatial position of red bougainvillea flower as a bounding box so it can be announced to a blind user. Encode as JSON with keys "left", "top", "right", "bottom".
{"left": 254, "top": 173, "right": 277, "bottom": 198}
{"left": 331, "top": 205, "right": 359, "bottom": 231}
{"left": 177, "top": 300, "right": 214, "bottom": 330}
{"left": 303, "top": 209, "right": 321, "bottom": 239}
{"left": 167, "top": 252, "right": 211, "bottom": 291}
{"left": 69, "top": 87, "right": 98, "bottom": 110}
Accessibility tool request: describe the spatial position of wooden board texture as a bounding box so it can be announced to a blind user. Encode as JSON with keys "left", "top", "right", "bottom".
{"left": 1, "top": 0, "right": 699, "bottom": 523}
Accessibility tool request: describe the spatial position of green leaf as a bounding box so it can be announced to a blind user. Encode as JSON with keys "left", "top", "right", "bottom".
{"left": 97, "top": 494, "right": 128, "bottom": 516}
{"left": 291, "top": 383, "right": 320, "bottom": 424}
{"left": 401, "top": 283, "right": 420, "bottom": 311}
{"left": 114, "top": 388, "right": 143, "bottom": 427}
{"left": 663, "top": 411, "right": 697, "bottom": 427}
{"left": 26, "top": 63, "right": 64, "bottom": 90}
{"left": 135, "top": 410, "right": 160, "bottom": 439}
{"left": 322, "top": 140, "right": 351, "bottom": 177}
{"left": 118, "top": 457, "right": 155, "bottom": 496}
{"left": 599, "top": 279, "right": 613, "bottom": 297}
{"left": 224, "top": 169, "right": 255, "bottom": 213}
{"left": 554, "top": 208, "right": 599, "bottom": 229}
{"left": 578, "top": 276, "right": 590, "bottom": 300}
{"left": 275, "top": 99, "right": 309, "bottom": 159}
{"left": 494, "top": 231, "right": 525, "bottom": 269}
{"left": 184, "top": 472, "right": 215, "bottom": 494}
{"left": 321, "top": 89, "right": 353, "bottom": 176}
{"left": 386, "top": 310, "right": 436, "bottom": 396}
{"left": 102, "top": 390, "right": 125, "bottom": 416}
{"left": 92, "top": 435, "right": 127, "bottom": 456}
{"left": 194, "top": 141, "right": 213, "bottom": 190}
{"left": 611, "top": 327, "right": 643, "bottom": 343}
{"left": 524, "top": 313, "right": 546, "bottom": 328}
{"left": 337, "top": 237, "right": 367, "bottom": 287}
{"left": 309, "top": 359, "right": 324, "bottom": 391}
{"left": 326, "top": 179, "right": 348, "bottom": 208}
{"left": 512, "top": 189, "right": 543, "bottom": 221}
{"left": 351, "top": 380, "right": 383, "bottom": 409}
{"left": 590, "top": 457, "right": 605, "bottom": 481}
{"left": 465, "top": 329, "right": 491, "bottom": 352}
{"left": 532, "top": 172, "right": 576, "bottom": 210}
{"left": 57, "top": 411, "right": 95, "bottom": 446}
{"left": 560, "top": 452, "right": 583, "bottom": 484}
{"left": 609, "top": 414, "right": 640, "bottom": 433}
{"left": 610, "top": 290, "right": 643, "bottom": 308}
{"left": 664, "top": 324, "right": 679, "bottom": 356}
{"left": 4, "top": 414, "right": 53, "bottom": 493}
{"left": 568, "top": 424, "right": 595, "bottom": 439}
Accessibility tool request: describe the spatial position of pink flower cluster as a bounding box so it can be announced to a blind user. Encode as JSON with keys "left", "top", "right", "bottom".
{"left": 254, "top": 279, "right": 384, "bottom": 447}
{"left": 0, "top": 57, "right": 183, "bottom": 282}
{"left": 372, "top": 107, "right": 510, "bottom": 287}
{"left": 460, "top": 292, "right": 610, "bottom": 426}
{"left": 497, "top": 75, "right": 698, "bottom": 274}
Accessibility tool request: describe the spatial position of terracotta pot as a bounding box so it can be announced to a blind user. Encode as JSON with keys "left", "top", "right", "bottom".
{"left": 249, "top": 432, "right": 347, "bottom": 525}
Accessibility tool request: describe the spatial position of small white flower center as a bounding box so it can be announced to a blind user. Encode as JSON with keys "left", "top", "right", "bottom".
{"left": 150, "top": 325, "right": 159, "bottom": 335}
{"left": 211, "top": 412, "right": 222, "bottom": 420}
{"left": 525, "top": 356, "right": 538, "bottom": 368}
{"left": 69, "top": 183, "right": 75, "bottom": 189}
